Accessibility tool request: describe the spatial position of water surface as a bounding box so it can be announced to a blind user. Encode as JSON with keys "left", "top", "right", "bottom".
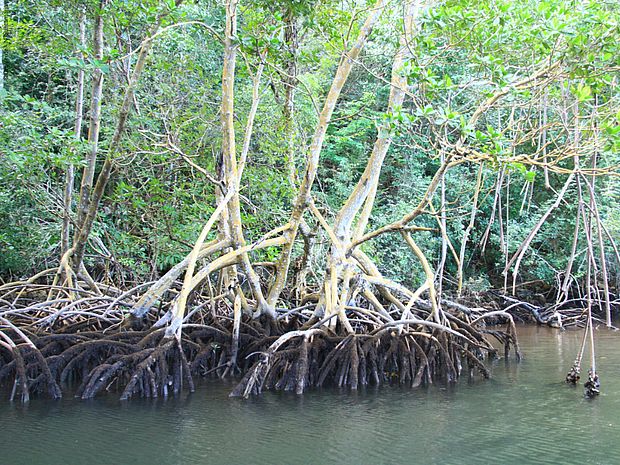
{"left": 1, "top": 325, "right": 619, "bottom": 465}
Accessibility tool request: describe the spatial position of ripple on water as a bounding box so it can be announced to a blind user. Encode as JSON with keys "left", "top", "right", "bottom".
{"left": 1, "top": 325, "right": 620, "bottom": 465}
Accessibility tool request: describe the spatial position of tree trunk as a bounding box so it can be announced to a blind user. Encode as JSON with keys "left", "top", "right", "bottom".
{"left": 283, "top": 7, "right": 299, "bottom": 188}
{"left": 319, "top": 0, "right": 423, "bottom": 330}
{"left": 75, "top": 1, "right": 105, "bottom": 241}
{"left": 61, "top": 8, "right": 87, "bottom": 256}
{"left": 266, "top": 0, "right": 387, "bottom": 307}
{"left": 219, "top": 0, "right": 271, "bottom": 316}
{"left": 72, "top": 2, "right": 180, "bottom": 271}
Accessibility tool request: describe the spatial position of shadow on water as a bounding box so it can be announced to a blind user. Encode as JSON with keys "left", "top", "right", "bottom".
{"left": 1, "top": 324, "right": 619, "bottom": 465}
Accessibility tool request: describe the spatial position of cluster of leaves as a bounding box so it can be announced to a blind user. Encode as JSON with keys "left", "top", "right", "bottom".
{"left": 0, "top": 89, "right": 81, "bottom": 277}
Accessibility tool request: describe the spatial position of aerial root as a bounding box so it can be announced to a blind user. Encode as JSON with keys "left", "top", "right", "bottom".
{"left": 190, "top": 342, "right": 224, "bottom": 375}
{"left": 0, "top": 280, "right": 520, "bottom": 401}
{"left": 0, "top": 330, "right": 62, "bottom": 401}
{"left": 565, "top": 363, "right": 580, "bottom": 385}
{"left": 117, "top": 338, "right": 197, "bottom": 401}
{"left": 457, "top": 344, "right": 490, "bottom": 379}
{"left": 584, "top": 370, "right": 600, "bottom": 398}
{"left": 10, "top": 346, "right": 30, "bottom": 402}
{"left": 470, "top": 311, "right": 521, "bottom": 361}
{"left": 0, "top": 320, "right": 506, "bottom": 401}
{"left": 53, "top": 340, "right": 137, "bottom": 383}
{"left": 231, "top": 327, "right": 501, "bottom": 398}
{"left": 26, "top": 344, "right": 62, "bottom": 399}
{"left": 491, "top": 292, "right": 618, "bottom": 329}
{"left": 77, "top": 338, "right": 196, "bottom": 400}
{"left": 230, "top": 329, "right": 322, "bottom": 397}
{"left": 0, "top": 344, "right": 62, "bottom": 401}
{"left": 0, "top": 315, "right": 257, "bottom": 401}
{"left": 79, "top": 350, "right": 151, "bottom": 399}
{"left": 119, "top": 339, "right": 177, "bottom": 400}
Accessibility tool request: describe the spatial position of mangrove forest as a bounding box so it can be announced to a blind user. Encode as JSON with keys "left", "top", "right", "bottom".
{"left": 0, "top": 0, "right": 619, "bottom": 417}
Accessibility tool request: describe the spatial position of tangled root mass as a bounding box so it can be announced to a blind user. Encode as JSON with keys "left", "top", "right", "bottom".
{"left": 0, "top": 282, "right": 521, "bottom": 402}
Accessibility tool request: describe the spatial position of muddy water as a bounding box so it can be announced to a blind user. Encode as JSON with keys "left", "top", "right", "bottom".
{"left": 1, "top": 325, "right": 619, "bottom": 465}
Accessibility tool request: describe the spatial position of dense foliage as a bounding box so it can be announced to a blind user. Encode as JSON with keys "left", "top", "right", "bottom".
{"left": 1, "top": 0, "right": 618, "bottom": 295}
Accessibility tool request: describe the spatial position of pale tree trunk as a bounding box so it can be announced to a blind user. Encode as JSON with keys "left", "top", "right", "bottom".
{"left": 319, "top": 0, "right": 423, "bottom": 330}
{"left": 214, "top": 56, "right": 264, "bottom": 302}
{"left": 50, "top": 3, "right": 104, "bottom": 295}
{"left": 587, "top": 97, "right": 611, "bottom": 327}
{"left": 238, "top": 61, "right": 264, "bottom": 177}
{"left": 75, "top": 1, "right": 105, "bottom": 239}
{"left": 283, "top": 7, "right": 298, "bottom": 188}
{"left": 214, "top": 148, "right": 235, "bottom": 292}
{"left": 541, "top": 91, "right": 550, "bottom": 189}
{"left": 71, "top": 1, "right": 182, "bottom": 272}
{"left": 219, "top": 0, "right": 272, "bottom": 317}
{"left": 167, "top": 189, "right": 235, "bottom": 339}
{"left": 130, "top": 18, "right": 268, "bottom": 320}
{"left": 435, "top": 151, "right": 447, "bottom": 296}
{"left": 456, "top": 164, "right": 483, "bottom": 297}
{"left": 559, "top": 91, "right": 581, "bottom": 303}
{"left": 62, "top": 8, "right": 87, "bottom": 256}
{"left": 273, "top": 8, "right": 317, "bottom": 304}
{"left": 266, "top": 0, "right": 387, "bottom": 308}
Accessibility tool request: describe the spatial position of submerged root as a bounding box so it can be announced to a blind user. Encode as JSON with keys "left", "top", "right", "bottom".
{"left": 0, "top": 280, "right": 521, "bottom": 401}
{"left": 231, "top": 322, "right": 504, "bottom": 398}
{"left": 565, "top": 363, "right": 580, "bottom": 385}
{"left": 119, "top": 339, "right": 182, "bottom": 400}
{"left": 10, "top": 346, "right": 30, "bottom": 402}
{"left": 78, "top": 336, "right": 200, "bottom": 400}
{"left": 584, "top": 371, "right": 600, "bottom": 398}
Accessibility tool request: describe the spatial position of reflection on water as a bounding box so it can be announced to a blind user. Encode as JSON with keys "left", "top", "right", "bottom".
{"left": 1, "top": 325, "right": 619, "bottom": 465}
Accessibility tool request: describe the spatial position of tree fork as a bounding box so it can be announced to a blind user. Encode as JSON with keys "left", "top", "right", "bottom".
{"left": 266, "top": 0, "right": 387, "bottom": 307}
